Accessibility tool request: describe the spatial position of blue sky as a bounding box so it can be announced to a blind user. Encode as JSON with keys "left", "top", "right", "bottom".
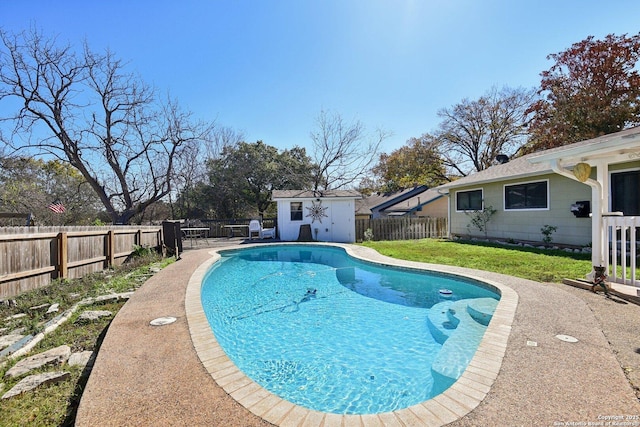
{"left": 2, "top": 1, "right": 640, "bottom": 154}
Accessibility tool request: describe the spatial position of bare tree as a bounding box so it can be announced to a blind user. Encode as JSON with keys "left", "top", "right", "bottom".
{"left": 310, "top": 110, "right": 389, "bottom": 190}
{"left": 436, "top": 86, "right": 536, "bottom": 177}
{"left": 0, "top": 28, "right": 214, "bottom": 224}
{"left": 169, "top": 125, "right": 244, "bottom": 218}
{"left": 203, "top": 125, "right": 245, "bottom": 160}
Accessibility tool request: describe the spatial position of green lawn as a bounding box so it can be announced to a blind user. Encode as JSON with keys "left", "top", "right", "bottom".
{"left": 361, "top": 238, "right": 593, "bottom": 283}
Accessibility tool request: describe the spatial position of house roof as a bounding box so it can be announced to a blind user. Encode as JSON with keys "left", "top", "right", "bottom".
{"left": 355, "top": 186, "right": 445, "bottom": 216}
{"left": 359, "top": 186, "right": 429, "bottom": 212}
{"left": 437, "top": 152, "right": 551, "bottom": 192}
{"left": 381, "top": 188, "right": 444, "bottom": 215}
{"left": 438, "top": 126, "right": 640, "bottom": 192}
{"left": 355, "top": 199, "right": 372, "bottom": 216}
{"left": 355, "top": 186, "right": 428, "bottom": 216}
{"left": 271, "top": 190, "right": 362, "bottom": 200}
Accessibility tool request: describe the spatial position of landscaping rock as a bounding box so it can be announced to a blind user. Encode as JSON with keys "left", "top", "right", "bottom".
{"left": 1, "top": 371, "right": 70, "bottom": 399}
{"left": 76, "top": 310, "right": 112, "bottom": 323}
{"left": 94, "top": 294, "right": 119, "bottom": 303}
{"left": 29, "top": 303, "right": 50, "bottom": 312}
{"left": 94, "top": 292, "right": 132, "bottom": 303}
{"left": 68, "top": 351, "right": 94, "bottom": 368}
{"left": 4, "top": 345, "right": 71, "bottom": 378}
{"left": 0, "top": 335, "right": 34, "bottom": 359}
{"left": 0, "top": 334, "right": 25, "bottom": 351}
{"left": 46, "top": 303, "right": 60, "bottom": 314}
{"left": 3, "top": 313, "right": 27, "bottom": 321}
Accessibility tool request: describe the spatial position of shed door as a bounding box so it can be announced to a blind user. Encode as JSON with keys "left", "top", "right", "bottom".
{"left": 330, "top": 200, "right": 354, "bottom": 242}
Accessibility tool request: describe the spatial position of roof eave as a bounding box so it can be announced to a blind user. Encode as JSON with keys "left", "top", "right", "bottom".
{"left": 529, "top": 130, "right": 640, "bottom": 164}
{"left": 440, "top": 169, "right": 554, "bottom": 192}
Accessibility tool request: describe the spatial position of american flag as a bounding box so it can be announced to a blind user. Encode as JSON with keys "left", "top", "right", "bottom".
{"left": 48, "top": 200, "right": 65, "bottom": 214}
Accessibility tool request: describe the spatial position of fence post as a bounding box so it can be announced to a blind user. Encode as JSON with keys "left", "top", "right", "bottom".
{"left": 107, "top": 230, "right": 115, "bottom": 267}
{"left": 58, "top": 232, "right": 68, "bottom": 279}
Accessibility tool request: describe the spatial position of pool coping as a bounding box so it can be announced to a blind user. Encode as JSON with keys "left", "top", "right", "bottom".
{"left": 185, "top": 243, "right": 519, "bottom": 427}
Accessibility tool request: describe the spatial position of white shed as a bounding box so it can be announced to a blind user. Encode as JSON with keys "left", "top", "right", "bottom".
{"left": 271, "top": 190, "right": 362, "bottom": 243}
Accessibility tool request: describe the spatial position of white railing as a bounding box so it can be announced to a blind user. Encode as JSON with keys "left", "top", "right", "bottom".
{"left": 603, "top": 216, "right": 639, "bottom": 287}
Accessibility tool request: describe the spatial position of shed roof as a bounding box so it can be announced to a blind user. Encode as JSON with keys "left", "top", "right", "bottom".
{"left": 271, "top": 190, "right": 362, "bottom": 200}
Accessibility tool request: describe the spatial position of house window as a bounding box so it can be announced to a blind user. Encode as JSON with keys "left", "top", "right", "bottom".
{"left": 504, "top": 180, "right": 548, "bottom": 210}
{"left": 456, "top": 189, "right": 483, "bottom": 211}
{"left": 290, "top": 202, "right": 303, "bottom": 221}
{"left": 611, "top": 170, "right": 640, "bottom": 215}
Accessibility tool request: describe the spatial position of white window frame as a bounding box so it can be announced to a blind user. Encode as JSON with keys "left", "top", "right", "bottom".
{"left": 609, "top": 167, "right": 640, "bottom": 214}
{"left": 503, "top": 179, "right": 549, "bottom": 211}
{"left": 290, "top": 201, "right": 303, "bottom": 221}
{"left": 455, "top": 188, "right": 484, "bottom": 212}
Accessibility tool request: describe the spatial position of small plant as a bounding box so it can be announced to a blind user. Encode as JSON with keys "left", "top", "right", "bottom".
{"left": 541, "top": 225, "right": 557, "bottom": 245}
{"left": 466, "top": 205, "right": 497, "bottom": 237}
{"left": 131, "top": 244, "right": 153, "bottom": 258}
{"left": 364, "top": 228, "right": 374, "bottom": 242}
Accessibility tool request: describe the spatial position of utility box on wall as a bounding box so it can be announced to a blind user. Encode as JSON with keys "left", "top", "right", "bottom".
{"left": 570, "top": 201, "right": 590, "bottom": 218}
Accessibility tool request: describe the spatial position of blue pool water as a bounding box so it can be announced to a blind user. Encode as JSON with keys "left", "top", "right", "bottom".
{"left": 201, "top": 245, "right": 500, "bottom": 415}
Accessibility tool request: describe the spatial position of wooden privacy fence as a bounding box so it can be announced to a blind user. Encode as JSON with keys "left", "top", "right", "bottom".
{"left": 0, "top": 226, "right": 162, "bottom": 299}
{"left": 355, "top": 217, "right": 448, "bottom": 242}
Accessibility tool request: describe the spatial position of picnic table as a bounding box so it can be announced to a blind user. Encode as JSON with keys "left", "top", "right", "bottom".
{"left": 222, "top": 224, "right": 249, "bottom": 237}
{"left": 181, "top": 227, "right": 210, "bottom": 246}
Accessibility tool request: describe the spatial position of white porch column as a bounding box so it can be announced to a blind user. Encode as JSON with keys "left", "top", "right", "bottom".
{"left": 591, "top": 159, "right": 608, "bottom": 268}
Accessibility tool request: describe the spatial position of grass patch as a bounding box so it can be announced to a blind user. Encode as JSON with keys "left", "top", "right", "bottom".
{"left": 361, "top": 238, "right": 593, "bottom": 283}
{"left": 0, "top": 252, "right": 175, "bottom": 427}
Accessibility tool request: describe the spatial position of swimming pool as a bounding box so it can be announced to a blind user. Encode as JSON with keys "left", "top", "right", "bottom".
{"left": 200, "top": 244, "right": 501, "bottom": 415}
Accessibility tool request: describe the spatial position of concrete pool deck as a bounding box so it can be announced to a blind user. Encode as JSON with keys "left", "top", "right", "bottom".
{"left": 76, "top": 242, "right": 640, "bottom": 426}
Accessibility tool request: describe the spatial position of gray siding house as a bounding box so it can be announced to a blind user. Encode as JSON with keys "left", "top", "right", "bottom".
{"left": 439, "top": 127, "right": 640, "bottom": 249}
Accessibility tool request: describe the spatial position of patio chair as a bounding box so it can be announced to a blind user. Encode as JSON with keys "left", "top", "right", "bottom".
{"left": 248, "top": 220, "right": 261, "bottom": 240}
{"left": 260, "top": 225, "right": 276, "bottom": 239}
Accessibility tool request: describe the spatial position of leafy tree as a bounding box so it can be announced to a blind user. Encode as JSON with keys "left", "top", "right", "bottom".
{"left": 525, "top": 33, "right": 640, "bottom": 152}
{"left": 204, "top": 141, "right": 315, "bottom": 219}
{"left": 0, "top": 28, "right": 214, "bottom": 224}
{"left": 310, "top": 110, "right": 389, "bottom": 190}
{"left": 354, "top": 176, "right": 378, "bottom": 196}
{"left": 0, "top": 157, "right": 102, "bottom": 225}
{"left": 435, "top": 86, "right": 536, "bottom": 176}
{"left": 372, "top": 134, "right": 447, "bottom": 192}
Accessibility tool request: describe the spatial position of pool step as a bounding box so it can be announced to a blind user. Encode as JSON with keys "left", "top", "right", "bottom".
{"left": 467, "top": 298, "right": 498, "bottom": 326}
{"left": 426, "top": 301, "right": 457, "bottom": 344}
{"left": 429, "top": 298, "right": 498, "bottom": 385}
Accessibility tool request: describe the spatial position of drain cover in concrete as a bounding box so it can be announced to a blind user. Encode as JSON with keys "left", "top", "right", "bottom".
{"left": 150, "top": 317, "right": 177, "bottom": 326}
{"left": 555, "top": 334, "right": 578, "bottom": 343}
